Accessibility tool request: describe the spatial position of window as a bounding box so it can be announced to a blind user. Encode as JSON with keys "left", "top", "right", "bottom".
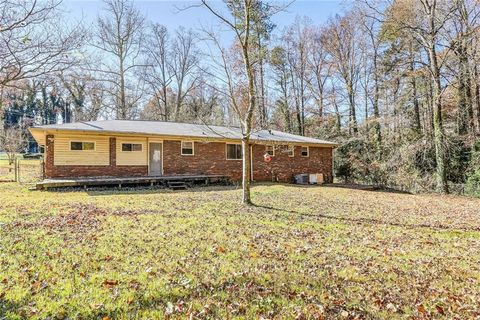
{"left": 181, "top": 141, "right": 194, "bottom": 155}
{"left": 70, "top": 141, "right": 95, "bottom": 151}
{"left": 287, "top": 146, "right": 295, "bottom": 157}
{"left": 121, "top": 143, "right": 142, "bottom": 152}
{"left": 226, "top": 144, "right": 242, "bottom": 160}
{"left": 265, "top": 145, "right": 275, "bottom": 156}
{"left": 301, "top": 146, "right": 309, "bottom": 157}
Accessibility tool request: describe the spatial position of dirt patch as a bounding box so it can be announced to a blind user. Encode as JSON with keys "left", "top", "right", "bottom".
{"left": 9, "top": 204, "right": 165, "bottom": 239}
{"left": 10, "top": 204, "right": 109, "bottom": 239}
{"left": 39, "top": 204, "right": 108, "bottom": 234}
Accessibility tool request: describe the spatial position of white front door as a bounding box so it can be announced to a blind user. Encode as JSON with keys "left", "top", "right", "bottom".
{"left": 149, "top": 143, "right": 162, "bottom": 176}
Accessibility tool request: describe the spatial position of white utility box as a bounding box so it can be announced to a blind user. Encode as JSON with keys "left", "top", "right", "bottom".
{"left": 309, "top": 173, "right": 325, "bottom": 185}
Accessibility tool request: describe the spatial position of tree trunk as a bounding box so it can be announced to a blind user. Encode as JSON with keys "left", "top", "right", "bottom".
{"left": 364, "top": 68, "right": 369, "bottom": 137}
{"left": 295, "top": 99, "right": 302, "bottom": 135}
{"left": 119, "top": 51, "right": 127, "bottom": 120}
{"left": 162, "top": 69, "right": 169, "bottom": 121}
{"left": 409, "top": 44, "right": 421, "bottom": 133}
{"left": 241, "top": 138, "right": 252, "bottom": 205}
{"left": 456, "top": 45, "right": 474, "bottom": 135}
{"left": 174, "top": 79, "right": 183, "bottom": 121}
{"left": 281, "top": 79, "right": 292, "bottom": 132}
{"left": 240, "top": 3, "right": 256, "bottom": 205}
{"left": 347, "top": 81, "right": 358, "bottom": 135}
{"left": 333, "top": 88, "right": 341, "bottom": 134}
{"left": 429, "top": 46, "right": 449, "bottom": 193}
{"left": 372, "top": 69, "right": 382, "bottom": 159}
{"left": 299, "top": 44, "right": 306, "bottom": 136}
{"left": 257, "top": 36, "right": 267, "bottom": 127}
{"left": 426, "top": 77, "right": 435, "bottom": 137}
{"left": 474, "top": 65, "right": 480, "bottom": 133}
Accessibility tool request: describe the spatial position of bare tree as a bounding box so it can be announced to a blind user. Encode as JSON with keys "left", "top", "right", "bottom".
{"left": 61, "top": 70, "right": 106, "bottom": 121}
{"left": 448, "top": 0, "right": 479, "bottom": 135}
{"left": 305, "top": 26, "right": 332, "bottom": 121}
{"left": 322, "top": 13, "right": 363, "bottom": 135}
{"left": 381, "top": 0, "right": 455, "bottom": 193}
{"left": 0, "top": 126, "right": 25, "bottom": 165}
{"left": 143, "top": 23, "right": 173, "bottom": 121}
{"left": 93, "top": 0, "right": 145, "bottom": 119}
{"left": 197, "top": 0, "right": 280, "bottom": 204}
{"left": 251, "top": 1, "right": 275, "bottom": 128}
{"left": 0, "top": 0, "right": 85, "bottom": 88}
{"left": 282, "top": 18, "right": 311, "bottom": 136}
{"left": 171, "top": 28, "right": 200, "bottom": 121}
{"left": 359, "top": 6, "right": 382, "bottom": 158}
{"left": 270, "top": 46, "right": 293, "bottom": 132}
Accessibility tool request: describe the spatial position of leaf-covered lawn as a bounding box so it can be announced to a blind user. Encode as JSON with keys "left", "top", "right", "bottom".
{"left": 1, "top": 183, "right": 479, "bottom": 319}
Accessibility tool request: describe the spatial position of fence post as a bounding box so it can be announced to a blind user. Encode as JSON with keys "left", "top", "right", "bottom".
{"left": 41, "top": 157, "right": 45, "bottom": 180}
{"left": 14, "top": 157, "right": 18, "bottom": 182}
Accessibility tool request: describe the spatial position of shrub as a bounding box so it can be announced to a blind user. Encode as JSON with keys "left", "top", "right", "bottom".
{"left": 446, "top": 137, "right": 472, "bottom": 184}
{"left": 334, "top": 138, "right": 386, "bottom": 185}
{"left": 465, "top": 170, "right": 480, "bottom": 198}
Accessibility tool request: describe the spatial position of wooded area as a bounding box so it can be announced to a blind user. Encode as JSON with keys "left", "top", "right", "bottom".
{"left": 1, "top": 0, "right": 480, "bottom": 197}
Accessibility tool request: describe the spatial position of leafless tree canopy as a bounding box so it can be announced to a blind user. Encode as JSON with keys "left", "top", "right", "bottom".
{"left": 0, "top": 0, "right": 84, "bottom": 88}
{"left": 2, "top": 0, "right": 480, "bottom": 196}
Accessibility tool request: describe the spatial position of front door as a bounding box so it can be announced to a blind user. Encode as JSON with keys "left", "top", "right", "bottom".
{"left": 149, "top": 143, "right": 162, "bottom": 176}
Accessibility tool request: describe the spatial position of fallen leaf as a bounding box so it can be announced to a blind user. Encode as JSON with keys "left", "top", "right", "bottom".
{"left": 103, "top": 279, "right": 118, "bottom": 288}
{"left": 417, "top": 304, "right": 427, "bottom": 315}
{"left": 435, "top": 305, "right": 445, "bottom": 315}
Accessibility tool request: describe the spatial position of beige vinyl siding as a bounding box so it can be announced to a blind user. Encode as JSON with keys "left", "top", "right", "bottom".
{"left": 54, "top": 134, "right": 110, "bottom": 166}
{"left": 116, "top": 137, "right": 148, "bottom": 166}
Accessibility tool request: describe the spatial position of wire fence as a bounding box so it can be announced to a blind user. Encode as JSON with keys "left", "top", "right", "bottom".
{"left": 0, "top": 157, "right": 44, "bottom": 184}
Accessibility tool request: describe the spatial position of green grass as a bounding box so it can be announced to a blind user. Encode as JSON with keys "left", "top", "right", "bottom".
{"left": 1, "top": 183, "right": 479, "bottom": 319}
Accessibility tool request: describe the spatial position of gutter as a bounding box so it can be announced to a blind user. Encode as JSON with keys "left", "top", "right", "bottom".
{"left": 28, "top": 127, "right": 339, "bottom": 148}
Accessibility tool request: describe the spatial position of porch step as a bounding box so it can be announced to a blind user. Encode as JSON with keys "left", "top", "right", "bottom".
{"left": 167, "top": 180, "right": 188, "bottom": 190}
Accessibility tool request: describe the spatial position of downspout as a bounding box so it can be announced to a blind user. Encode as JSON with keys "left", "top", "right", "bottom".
{"left": 331, "top": 147, "right": 335, "bottom": 184}
{"left": 250, "top": 144, "right": 254, "bottom": 182}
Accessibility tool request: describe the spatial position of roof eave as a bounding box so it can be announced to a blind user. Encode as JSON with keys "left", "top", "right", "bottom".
{"left": 30, "top": 126, "right": 338, "bottom": 147}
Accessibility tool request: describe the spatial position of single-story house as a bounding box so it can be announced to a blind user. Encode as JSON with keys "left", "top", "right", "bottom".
{"left": 29, "top": 120, "right": 337, "bottom": 183}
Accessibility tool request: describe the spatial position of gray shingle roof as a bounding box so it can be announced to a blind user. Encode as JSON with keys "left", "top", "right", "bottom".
{"left": 32, "top": 120, "right": 337, "bottom": 146}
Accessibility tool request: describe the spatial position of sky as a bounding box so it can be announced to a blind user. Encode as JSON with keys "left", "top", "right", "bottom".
{"left": 62, "top": 0, "right": 345, "bottom": 34}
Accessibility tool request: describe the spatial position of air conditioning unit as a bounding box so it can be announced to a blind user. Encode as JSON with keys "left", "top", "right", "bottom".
{"left": 294, "top": 174, "right": 309, "bottom": 184}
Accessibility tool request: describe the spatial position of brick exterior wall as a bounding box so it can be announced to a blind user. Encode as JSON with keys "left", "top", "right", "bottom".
{"left": 162, "top": 141, "right": 333, "bottom": 183}
{"left": 44, "top": 135, "right": 333, "bottom": 182}
{"left": 251, "top": 145, "right": 333, "bottom": 183}
{"left": 162, "top": 140, "right": 244, "bottom": 180}
{"left": 45, "top": 135, "right": 147, "bottom": 178}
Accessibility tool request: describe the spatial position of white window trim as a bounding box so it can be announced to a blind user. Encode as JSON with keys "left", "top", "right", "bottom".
{"left": 120, "top": 142, "right": 144, "bottom": 152}
{"left": 181, "top": 141, "right": 195, "bottom": 156}
{"left": 265, "top": 145, "right": 275, "bottom": 157}
{"left": 226, "top": 143, "right": 242, "bottom": 160}
{"left": 287, "top": 145, "right": 295, "bottom": 157}
{"left": 69, "top": 140, "right": 96, "bottom": 151}
{"left": 301, "top": 146, "right": 309, "bottom": 157}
